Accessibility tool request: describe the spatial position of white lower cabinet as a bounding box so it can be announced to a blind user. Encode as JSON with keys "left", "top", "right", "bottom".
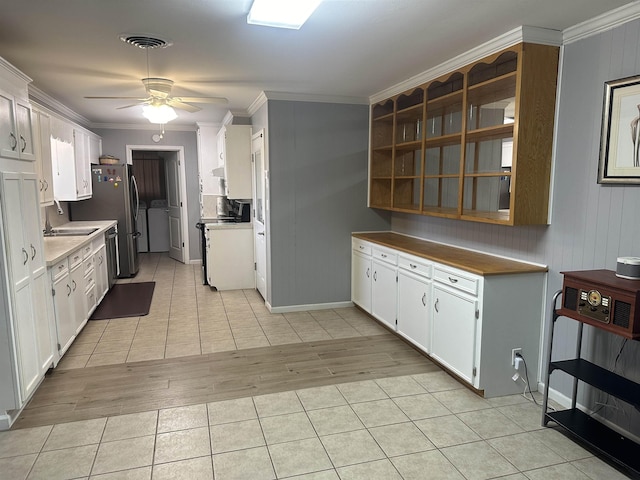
{"left": 351, "top": 233, "right": 547, "bottom": 397}
{"left": 94, "top": 244, "right": 108, "bottom": 303}
{"left": 371, "top": 249, "right": 397, "bottom": 330}
{"left": 431, "top": 282, "right": 478, "bottom": 383}
{"left": 351, "top": 245, "right": 372, "bottom": 313}
{"left": 397, "top": 254, "right": 432, "bottom": 353}
{"left": 51, "top": 261, "right": 74, "bottom": 354}
{"left": 0, "top": 172, "right": 56, "bottom": 421}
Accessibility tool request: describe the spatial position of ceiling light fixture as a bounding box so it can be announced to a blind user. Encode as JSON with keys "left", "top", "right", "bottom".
{"left": 247, "top": 0, "right": 322, "bottom": 29}
{"left": 142, "top": 103, "right": 177, "bottom": 124}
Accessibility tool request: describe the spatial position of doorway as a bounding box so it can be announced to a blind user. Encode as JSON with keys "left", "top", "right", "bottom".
{"left": 252, "top": 130, "right": 268, "bottom": 301}
{"left": 126, "top": 145, "right": 188, "bottom": 264}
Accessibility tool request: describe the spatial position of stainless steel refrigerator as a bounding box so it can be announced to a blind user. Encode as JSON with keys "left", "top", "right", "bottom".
{"left": 70, "top": 164, "right": 140, "bottom": 277}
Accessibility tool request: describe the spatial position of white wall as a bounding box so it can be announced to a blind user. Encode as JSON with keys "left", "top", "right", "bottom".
{"left": 393, "top": 19, "right": 640, "bottom": 436}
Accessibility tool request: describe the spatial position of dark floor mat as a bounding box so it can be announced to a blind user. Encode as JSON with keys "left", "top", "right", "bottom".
{"left": 90, "top": 282, "right": 155, "bottom": 320}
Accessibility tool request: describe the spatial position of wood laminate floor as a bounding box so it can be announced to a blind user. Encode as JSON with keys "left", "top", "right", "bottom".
{"left": 15, "top": 335, "right": 438, "bottom": 429}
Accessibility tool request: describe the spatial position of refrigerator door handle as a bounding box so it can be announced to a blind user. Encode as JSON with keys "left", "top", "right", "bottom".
{"left": 131, "top": 175, "right": 140, "bottom": 222}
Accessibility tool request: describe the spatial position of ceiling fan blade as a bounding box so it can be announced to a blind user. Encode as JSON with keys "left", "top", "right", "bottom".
{"left": 166, "top": 98, "right": 201, "bottom": 113}
{"left": 116, "top": 103, "right": 145, "bottom": 110}
{"left": 173, "top": 96, "right": 228, "bottom": 104}
{"left": 84, "top": 96, "right": 148, "bottom": 100}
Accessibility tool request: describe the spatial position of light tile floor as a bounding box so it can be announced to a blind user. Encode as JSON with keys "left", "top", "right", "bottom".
{"left": 0, "top": 372, "right": 630, "bottom": 479}
{"left": 58, "top": 253, "right": 390, "bottom": 370}
{"left": 6, "top": 253, "right": 631, "bottom": 479}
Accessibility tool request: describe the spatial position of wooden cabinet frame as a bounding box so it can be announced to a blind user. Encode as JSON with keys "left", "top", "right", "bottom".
{"left": 369, "top": 43, "right": 559, "bottom": 226}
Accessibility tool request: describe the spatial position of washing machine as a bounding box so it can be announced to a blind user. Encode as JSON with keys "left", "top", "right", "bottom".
{"left": 147, "top": 199, "right": 170, "bottom": 252}
{"left": 137, "top": 201, "right": 149, "bottom": 252}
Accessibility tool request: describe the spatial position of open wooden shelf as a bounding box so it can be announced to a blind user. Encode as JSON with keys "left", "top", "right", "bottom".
{"left": 368, "top": 42, "right": 558, "bottom": 226}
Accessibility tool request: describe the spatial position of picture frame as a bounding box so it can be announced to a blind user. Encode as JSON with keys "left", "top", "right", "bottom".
{"left": 598, "top": 75, "right": 640, "bottom": 184}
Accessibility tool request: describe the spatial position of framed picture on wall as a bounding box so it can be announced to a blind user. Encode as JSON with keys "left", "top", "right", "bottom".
{"left": 598, "top": 75, "right": 640, "bottom": 184}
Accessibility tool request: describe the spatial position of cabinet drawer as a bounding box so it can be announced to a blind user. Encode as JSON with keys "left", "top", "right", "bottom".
{"left": 81, "top": 243, "right": 93, "bottom": 259}
{"left": 83, "top": 256, "right": 94, "bottom": 277}
{"left": 68, "top": 250, "right": 83, "bottom": 270}
{"left": 372, "top": 246, "right": 397, "bottom": 265}
{"left": 398, "top": 254, "right": 432, "bottom": 278}
{"left": 434, "top": 267, "right": 479, "bottom": 296}
{"left": 352, "top": 238, "right": 372, "bottom": 256}
{"left": 50, "top": 259, "right": 68, "bottom": 281}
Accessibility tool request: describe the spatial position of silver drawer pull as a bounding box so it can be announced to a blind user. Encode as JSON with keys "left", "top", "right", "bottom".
{"left": 434, "top": 298, "right": 439, "bottom": 312}
{"left": 410, "top": 263, "right": 417, "bottom": 269}
{"left": 366, "top": 267, "right": 370, "bottom": 278}
{"left": 422, "top": 293, "right": 426, "bottom": 306}
{"left": 359, "top": 245, "right": 365, "bottom": 250}
{"left": 448, "top": 276, "right": 458, "bottom": 283}
{"left": 373, "top": 271, "right": 377, "bottom": 281}
{"left": 381, "top": 253, "right": 387, "bottom": 258}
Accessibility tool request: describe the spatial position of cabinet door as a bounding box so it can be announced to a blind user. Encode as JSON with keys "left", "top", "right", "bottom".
{"left": 95, "top": 245, "right": 108, "bottom": 302}
{"left": 0, "top": 91, "right": 18, "bottom": 159}
{"left": 73, "top": 130, "right": 91, "bottom": 198}
{"left": 1, "top": 173, "right": 30, "bottom": 288}
{"left": 397, "top": 270, "right": 431, "bottom": 353}
{"left": 32, "top": 268, "right": 55, "bottom": 373}
{"left": 13, "top": 281, "right": 40, "bottom": 400}
{"left": 70, "top": 265, "right": 86, "bottom": 333}
{"left": 15, "top": 101, "right": 35, "bottom": 161}
{"left": 34, "top": 110, "right": 54, "bottom": 204}
{"left": 223, "top": 126, "right": 252, "bottom": 199}
{"left": 52, "top": 271, "right": 74, "bottom": 355}
{"left": 431, "top": 284, "right": 477, "bottom": 383}
{"left": 51, "top": 137, "right": 78, "bottom": 201}
{"left": 351, "top": 251, "right": 372, "bottom": 313}
{"left": 371, "top": 259, "right": 397, "bottom": 330}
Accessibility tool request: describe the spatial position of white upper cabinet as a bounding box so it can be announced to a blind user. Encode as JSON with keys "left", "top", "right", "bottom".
{"left": 0, "top": 89, "right": 35, "bottom": 162}
{"left": 217, "top": 125, "right": 252, "bottom": 199}
{"left": 50, "top": 118, "right": 101, "bottom": 201}
{"left": 32, "top": 107, "right": 54, "bottom": 205}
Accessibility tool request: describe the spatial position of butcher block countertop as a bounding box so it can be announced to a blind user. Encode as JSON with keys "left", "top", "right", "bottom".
{"left": 353, "top": 232, "right": 547, "bottom": 276}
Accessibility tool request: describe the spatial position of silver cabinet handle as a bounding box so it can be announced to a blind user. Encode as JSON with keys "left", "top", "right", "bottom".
{"left": 20, "top": 135, "right": 26, "bottom": 152}
{"left": 373, "top": 271, "right": 377, "bottom": 281}
{"left": 434, "top": 298, "right": 439, "bottom": 313}
{"left": 257, "top": 232, "right": 265, "bottom": 236}
{"left": 422, "top": 293, "right": 426, "bottom": 306}
{"left": 366, "top": 267, "right": 370, "bottom": 278}
{"left": 359, "top": 245, "right": 365, "bottom": 250}
{"left": 72, "top": 280, "right": 77, "bottom": 291}
{"left": 67, "top": 284, "right": 72, "bottom": 296}
{"left": 9, "top": 132, "right": 17, "bottom": 151}
{"left": 410, "top": 263, "right": 417, "bottom": 269}
{"left": 22, "top": 248, "right": 28, "bottom": 265}
{"left": 381, "top": 253, "right": 387, "bottom": 258}
{"left": 44, "top": 180, "right": 49, "bottom": 191}
{"left": 30, "top": 244, "right": 36, "bottom": 260}
{"left": 448, "top": 276, "right": 458, "bottom": 283}
{"left": 39, "top": 180, "right": 44, "bottom": 191}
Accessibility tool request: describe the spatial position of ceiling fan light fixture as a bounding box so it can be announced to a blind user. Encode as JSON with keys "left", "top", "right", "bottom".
{"left": 142, "top": 104, "right": 177, "bottom": 124}
{"left": 247, "top": 0, "right": 322, "bottom": 29}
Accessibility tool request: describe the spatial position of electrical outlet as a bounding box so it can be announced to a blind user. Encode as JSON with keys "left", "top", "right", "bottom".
{"left": 511, "top": 348, "right": 522, "bottom": 366}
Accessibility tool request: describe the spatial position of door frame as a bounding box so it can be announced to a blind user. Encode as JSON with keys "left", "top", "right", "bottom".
{"left": 125, "top": 145, "right": 189, "bottom": 263}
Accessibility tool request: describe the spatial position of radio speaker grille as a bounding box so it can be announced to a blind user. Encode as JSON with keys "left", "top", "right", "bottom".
{"left": 564, "top": 287, "right": 578, "bottom": 310}
{"left": 613, "top": 301, "right": 631, "bottom": 329}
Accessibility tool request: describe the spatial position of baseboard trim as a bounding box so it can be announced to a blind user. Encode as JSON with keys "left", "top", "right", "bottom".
{"left": 268, "top": 301, "right": 354, "bottom": 314}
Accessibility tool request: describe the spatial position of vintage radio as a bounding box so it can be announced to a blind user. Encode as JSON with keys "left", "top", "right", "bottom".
{"left": 559, "top": 269, "right": 640, "bottom": 340}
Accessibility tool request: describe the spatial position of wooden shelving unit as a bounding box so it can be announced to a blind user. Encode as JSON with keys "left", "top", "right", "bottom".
{"left": 368, "top": 43, "right": 559, "bottom": 226}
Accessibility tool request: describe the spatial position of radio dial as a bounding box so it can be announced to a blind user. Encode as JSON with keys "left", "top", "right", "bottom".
{"left": 587, "top": 290, "right": 602, "bottom": 307}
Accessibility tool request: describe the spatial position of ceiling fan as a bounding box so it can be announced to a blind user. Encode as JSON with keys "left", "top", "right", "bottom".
{"left": 84, "top": 76, "right": 228, "bottom": 114}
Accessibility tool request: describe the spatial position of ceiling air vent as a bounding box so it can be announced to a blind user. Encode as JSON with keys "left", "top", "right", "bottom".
{"left": 119, "top": 34, "right": 172, "bottom": 49}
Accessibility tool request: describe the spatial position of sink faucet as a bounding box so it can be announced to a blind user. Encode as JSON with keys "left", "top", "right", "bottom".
{"left": 44, "top": 200, "right": 65, "bottom": 235}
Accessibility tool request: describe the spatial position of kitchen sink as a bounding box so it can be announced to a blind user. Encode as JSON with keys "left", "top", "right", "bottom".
{"left": 43, "top": 227, "right": 99, "bottom": 237}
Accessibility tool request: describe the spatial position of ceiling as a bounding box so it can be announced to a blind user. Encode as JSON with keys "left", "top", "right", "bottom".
{"left": 0, "top": 0, "right": 633, "bottom": 127}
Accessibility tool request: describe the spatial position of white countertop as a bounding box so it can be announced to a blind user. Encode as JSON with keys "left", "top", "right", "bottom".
{"left": 43, "top": 220, "right": 117, "bottom": 266}
{"left": 205, "top": 222, "right": 253, "bottom": 230}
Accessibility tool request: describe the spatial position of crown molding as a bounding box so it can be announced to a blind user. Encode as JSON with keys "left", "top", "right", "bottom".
{"left": 563, "top": 1, "right": 640, "bottom": 44}
{"left": 247, "top": 91, "right": 269, "bottom": 117}
{"left": 262, "top": 90, "right": 368, "bottom": 105}
{"left": 90, "top": 122, "right": 196, "bottom": 132}
{"left": 370, "top": 26, "right": 562, "bottom": 104}
{"left": 29, "top": 85, "right": 92, "bottom": 127}
{"left": 0, "top": 57, "right": 33, "bottom": 88}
